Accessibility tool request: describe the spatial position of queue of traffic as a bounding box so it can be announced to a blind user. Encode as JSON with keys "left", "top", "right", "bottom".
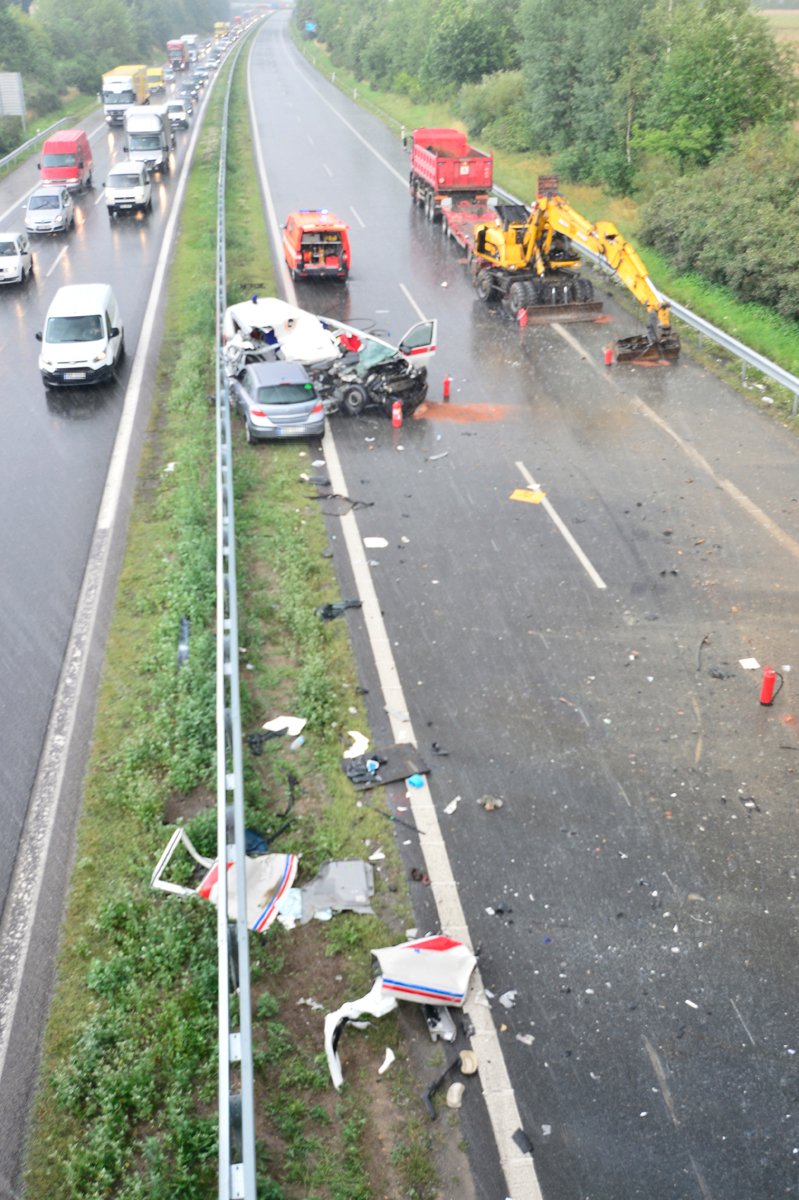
{"left": 0, "top": 33, "right": 232, "bottom": 390}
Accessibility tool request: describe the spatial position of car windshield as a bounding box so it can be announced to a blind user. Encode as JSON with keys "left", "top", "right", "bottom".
{"left": 255, "top": 383, "right": 313, "bottom": 407}
{"left": 129, "top": 134, "right": 162, "bottom": 150}
{"left": 46, "top": 315, "right": 103, "bottom": 343}
{"left": 29, "top": 194, "right": 60, "bottom": 210}
{"left": 357, "top": 339, "right": 397, "bottom": 371}
{"left": 109, "top": 174, "right": 141, "bottom": 188}
{"left": 0, "top": 241, "right": 18, "bottom": 256}
{"left": 43, "top": 153, "right": 77, "bottom": 167}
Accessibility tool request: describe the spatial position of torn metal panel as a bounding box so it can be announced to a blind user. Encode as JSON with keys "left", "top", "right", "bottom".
{"left": 298, "top": 859, "right": 375, "bottom": 924}
{"left": 150, "top": 828, "right": 297, "bottom": 934}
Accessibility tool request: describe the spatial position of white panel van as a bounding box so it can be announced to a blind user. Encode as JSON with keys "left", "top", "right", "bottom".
{"left": 36, "top": 284, "right": 124, "bottom": 387}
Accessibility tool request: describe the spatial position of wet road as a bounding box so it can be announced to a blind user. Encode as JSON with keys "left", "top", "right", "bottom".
{"left": 0, "top": 110, "right": 195, "bottom": 911}
{"left": 250, "top": 17, "right": 799, "bottom": 1200}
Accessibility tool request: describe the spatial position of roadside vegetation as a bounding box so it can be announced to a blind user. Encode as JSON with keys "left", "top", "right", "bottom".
{"left": 23, "top": 40, "right": 450, "bottom": 1200}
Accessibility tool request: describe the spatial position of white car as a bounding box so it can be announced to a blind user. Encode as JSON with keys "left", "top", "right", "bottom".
{"left": 24, "top": 185, "right": 75, "bottom": 235}
{"left": 0, "top": 232, "right": 33, "bottom": 284}
{"left": 104, "top": 160, "right": 152, "bottom": 216}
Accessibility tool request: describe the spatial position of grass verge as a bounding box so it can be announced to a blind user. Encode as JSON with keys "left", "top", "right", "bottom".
{"left": 297, "top": 33, "right": 799, "bottom": 428}
{"left": 23, "top": 36, "right": 448, "bottom": 1200}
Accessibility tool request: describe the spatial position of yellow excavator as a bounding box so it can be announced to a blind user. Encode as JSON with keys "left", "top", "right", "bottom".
{"left": 470, "top": 176, "right": 680, "bottom": 362}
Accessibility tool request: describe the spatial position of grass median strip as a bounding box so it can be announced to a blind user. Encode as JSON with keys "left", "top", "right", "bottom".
{"left": 24, "top": 43, "right": 447, "bottom": 1200}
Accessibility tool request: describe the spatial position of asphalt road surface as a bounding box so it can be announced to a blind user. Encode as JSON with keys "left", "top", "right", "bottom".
{"left": 250, "top": 17, "right": 799, "bottom": 1199}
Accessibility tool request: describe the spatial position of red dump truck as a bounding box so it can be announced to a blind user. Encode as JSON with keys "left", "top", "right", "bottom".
{"left": 409, "top": 128, "right": 493, "bottom": 223}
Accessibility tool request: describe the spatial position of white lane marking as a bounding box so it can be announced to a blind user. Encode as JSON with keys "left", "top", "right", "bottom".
{"left": 552, "top": 324, "right": 799, "bottom": 564}
{"left": 250, "top": 39, "right": 543, "bottom": 1200}
{"left": 94, "top": 189, "right": 106, "bottom": 206}
{"left": 0, "top": 84, "right": 210, "bottom": 1087}
{"left": 399, "top": 282, "right": 425, "bottom": 321}
{"left": 515, "top": 459, "right": 607, "bottom": 589}
{"left": 349, "top": 205, "right": 365, "bottom": 228}
{"left": 44, "top": 245, "right": 68, "bottom": 277}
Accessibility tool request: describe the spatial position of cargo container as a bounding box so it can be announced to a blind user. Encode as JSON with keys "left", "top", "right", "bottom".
{"left": 102, "top": 65, "right": 148, "bottom": 125}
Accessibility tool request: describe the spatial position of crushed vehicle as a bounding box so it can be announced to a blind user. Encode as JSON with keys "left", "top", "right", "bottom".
{"left": 222, "top": 295, "right": 436, "bottom": 420}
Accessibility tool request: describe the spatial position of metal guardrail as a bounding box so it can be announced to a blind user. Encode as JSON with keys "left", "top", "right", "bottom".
{"left": 0, "top": 116, "right": 67, "bottom": 172}
{"left": 213, "top": 37, "right": 257, "bottom": 1200}
{"left": 493, "top": 183, "right": 799, "bottom": 415}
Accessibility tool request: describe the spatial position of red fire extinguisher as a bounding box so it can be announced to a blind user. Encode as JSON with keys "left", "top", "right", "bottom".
{"left": 391, "top": 399, "right": 403, "bottom": 428}
{"left": 759, "top": 666, "right": 784, "bottom": 706}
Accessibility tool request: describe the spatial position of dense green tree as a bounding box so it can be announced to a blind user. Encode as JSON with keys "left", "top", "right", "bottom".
{"left": 421, "top": 0, "right": 518, "bottom": 96}
{"left": 635, "top": 0, "right": 798, "bottom": 171}
{"left": 639, "top": 125, "right": 799, "bottom": 317}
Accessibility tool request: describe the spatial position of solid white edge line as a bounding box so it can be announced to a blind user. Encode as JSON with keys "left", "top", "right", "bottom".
{"left": 515, "top": 460, "right": 607, "bottom": 590}
{"left": 0, "top": 77, "right": 211, "bottom": 1080}
{"left": 249, "top": 33, "right": 543, "bottom": 1200}
{"left": 552, "top": 323, "right": 799, "bottom": 564}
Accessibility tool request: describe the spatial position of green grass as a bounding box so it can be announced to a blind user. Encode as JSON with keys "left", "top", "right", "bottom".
{"left": 23, "top": 31, "right": 440, "bottom": 1200}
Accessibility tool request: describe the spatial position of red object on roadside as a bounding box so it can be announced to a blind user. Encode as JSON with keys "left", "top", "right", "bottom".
{"left": 392, "top": 400, "right": 403, "bottom": 428}
{"left": 442, "top": 375, "right": 451, "bottom": 401}
{"left": 760, "top": 666, "right": 779, "bottom": 705}
{"left": 604, "top": 345, "right": 614, "bottom": 366}
{"left": 518, "top": 307, "right": 528, "bottom": 328}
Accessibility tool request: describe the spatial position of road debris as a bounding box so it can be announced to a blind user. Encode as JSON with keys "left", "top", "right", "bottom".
{"left": 263, "top": 715, "right": 307, "bottom": 737}
{"left": 378, "top": 1048, "right": 396, "bottom": 1076}
{"left": 443, "top": 795, "right": 461, "bottom": 815}
{"left": 343, "top": 743, "right": 429, "bottom": 790}
{"left": 325, "top": 936, "right": 477, "bottom": 1089}
{"left": 343, "top": 730, "right": 369, "bottom": 759}
{"left": 739, "top": 657, "right": 760, "bottom": 670}
{"left": 423, "top": 1049, "right": 479, "bottom": 1119}
{"left": 477, "top": 794, "right": 504, "bottom": 811}
{"left": 499, "top": 990, "right": 518, "bottom": 1009}
{"left": 316, "top": 599, "right": 363, "bottom": 620}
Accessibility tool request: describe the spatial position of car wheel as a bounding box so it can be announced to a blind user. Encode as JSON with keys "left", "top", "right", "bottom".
{"left": 245, "top": 420, "right": 255, "bottom": 444}
{"left": 85, "top": 172, "right": 93, "bottom": 190}
{"left": 341, "top": 383, "right": 368, "bottom": 416}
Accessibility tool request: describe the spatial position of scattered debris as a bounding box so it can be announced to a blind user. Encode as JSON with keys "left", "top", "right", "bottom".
{"left": 325, "top": 936, "right": 477, "bottom": 1089}
{"left": 446, "top": 1082, "right": 465, "bottom": 1108}
{"left": 513, "top": 1129, "right": 534, "bottom": 1155}
{"left": 431, "top": 741, "right": 449, "bottom": 756}
{"left": 316, "top": 599, "right": 363, "bottom": 621}
{"left": 150, "top": 828, "right": 297, "bottom": 934}
{"left": 297, "top": 997, "right": 325, "bottom": 1011}
{"left": 368, "top": 848, "right": 386, "bottom": 861}
{"left": 363, "top": 536, "right": 389, "bottom": 548}
{"left": 410, "top": 867, "right": 431, "bottom": 885}
{"left": 247, "top": 727, "right": 287, "bottom": 755}
{"left": 739, "top": 657, "right": 760, "bottom": 670}
{"left": 263, "top": 715, "right": 307, "bottom": 737}
{"left": 407, "top": 773, "right": 425, "bottom": 788}
{"left": 300, "top": 472, "right": 331, "bottom": 486}
{"left": 289, "top": 734, "right": 305, "bottom": 751}
{"left": 423, "top": 1049, "right": 479, "bottom": 1119}
{"left": 443, "top": 795, "right": 461, "bottom": 815}
{"left": 343, "top": 743, "right": 430, "bottom": 790}
{"left": 477, "top": 794, "right": 503, "bottom": 811}
{"left": 378, "top": 1048, "right": 396, "bottom": 1076}
{"left": 516, "top": 1033, "right": 535, "bottom": 1046}
{"left": 499, "top": 990, "right": 518, "bottom": 1009}
{"left": 177, "top": 616, "right": 190, "bottom": 668}
{"left": 426, "top": 451, "right": 449, "bottom": 462}
{"left": 343, "top": 730, "right": 369, "bottom": 759}
{"left": 294, "top": 860, "right": 375, "bottom": 925}
{"left": 696, "top": 633, "right": 710, "bottom": 671}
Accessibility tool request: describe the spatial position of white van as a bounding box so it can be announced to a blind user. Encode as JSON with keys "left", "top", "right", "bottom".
{"left": 104, "top": 160, "right": 152, "bottom": 216}
{"left": 36, "top": 284, "right": 124, "bottom": 387}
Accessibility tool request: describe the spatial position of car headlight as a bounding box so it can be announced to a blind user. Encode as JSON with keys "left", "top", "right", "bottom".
{"left": 91, "top": 352, "right": 107, "bottom": 364}
{"left": 41, "top": 358, "right": 55, "bottom": 370}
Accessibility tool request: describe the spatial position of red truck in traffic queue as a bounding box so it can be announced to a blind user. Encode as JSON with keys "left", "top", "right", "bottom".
{"left": 167, "top": 39, "right": 187, "bottom": 70}
{"left": 409, "top": 127, "right": 495, "bottom": 246}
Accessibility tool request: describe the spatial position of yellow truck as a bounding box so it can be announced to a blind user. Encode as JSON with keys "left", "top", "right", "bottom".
{"left": 102, "top": 65, "right": 149, "bottom": 126}
{"left": 146, "top": 67, "right": 165, "bottom": 94}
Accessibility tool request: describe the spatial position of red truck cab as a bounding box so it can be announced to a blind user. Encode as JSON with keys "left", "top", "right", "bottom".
{"left": 282, "top": 210, "right": 351, "bottom": 281}
{"left": 38, "top": 129, "right": 93, "bottom": 191}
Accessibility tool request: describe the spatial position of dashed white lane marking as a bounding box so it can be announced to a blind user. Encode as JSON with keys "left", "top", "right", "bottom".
{"left": 349, "top": 205, "right": 365, "bottom": 228}
{"left": 553, "top": 323, "right": 799, "bottom": 563}
{"left": 249, "top": 36, "right": 544, "bottom": 1200}
{"left": 44, "top": 245, "right": 68, "bottom": 277}
{"left": 399, "top": 281, "right": 425, "bottom": 321}
{"left": 515, "top": 459, "right": 607, "bottom": 589}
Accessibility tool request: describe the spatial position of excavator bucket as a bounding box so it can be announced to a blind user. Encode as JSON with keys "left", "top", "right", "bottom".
{"left": 615, "top": 330, "right": 681, "bottom": 364}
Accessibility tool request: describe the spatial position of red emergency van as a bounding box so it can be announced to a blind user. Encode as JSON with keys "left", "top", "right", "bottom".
{"left": 38, "top": 129, "right": 93, "bottom": 191}
{"left": 282, "top": 210, "right": 351, "bottom": 281}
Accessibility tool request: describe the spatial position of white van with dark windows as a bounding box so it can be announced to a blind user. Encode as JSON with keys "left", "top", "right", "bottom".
{"left": 36, "top": 284, "right": 124, "bottom": 387}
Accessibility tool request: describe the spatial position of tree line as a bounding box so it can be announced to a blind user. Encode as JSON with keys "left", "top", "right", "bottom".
{"left": 0, "top": 0, "right": 229, "bottom": 141}
{"left": 293, "top": 0, "right": 799, "bottom": 319}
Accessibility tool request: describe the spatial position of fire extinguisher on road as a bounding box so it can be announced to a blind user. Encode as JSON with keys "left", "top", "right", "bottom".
{"left": 759, "top": 666, "right": 784, "bottom": 706}
{"left": 391, "top": 399, "right": 403, "bottom": 428}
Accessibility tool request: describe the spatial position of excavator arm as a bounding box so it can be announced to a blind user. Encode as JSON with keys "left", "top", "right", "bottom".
{"left": 536, "top": 192, "right": 679, "bottom": 360}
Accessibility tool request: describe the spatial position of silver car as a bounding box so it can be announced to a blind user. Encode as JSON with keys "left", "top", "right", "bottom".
{"left": 24, "top": 186, "right": 75, "bottom": 235}
{"left": 230, "top": 360, "right": 325, "bottom": 443}
{"left": 0, "top": 232, "right": 33, "bottom": 283}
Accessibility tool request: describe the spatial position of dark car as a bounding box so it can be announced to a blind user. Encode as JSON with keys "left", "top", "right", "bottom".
{"left": 229, "top": 360, "right": 325, "bottom": 443}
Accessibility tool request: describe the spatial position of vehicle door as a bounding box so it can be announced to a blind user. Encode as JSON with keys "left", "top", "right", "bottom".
{"left": 397, "top": 319, "right": 437, "bottom": 367}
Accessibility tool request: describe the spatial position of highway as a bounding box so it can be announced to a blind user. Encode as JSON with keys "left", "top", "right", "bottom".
{"left": 249, "top": 16, "right": 799, "bottom": 1199}
{"left": 0, "top": 20, "right": 796, "bottom": 1199}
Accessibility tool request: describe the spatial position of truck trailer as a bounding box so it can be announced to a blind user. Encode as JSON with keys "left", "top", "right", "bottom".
{"left": 409, "top": 127, "right": 493, "bottom": 222}
{"left": 167, "top": 39, "right": 187, "bottom": 70}
{"left": 102, "top": 65, "right": 149, "bottom": 126}
{"left": 124, "top": 106, "right": 172, "bottom": 174}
